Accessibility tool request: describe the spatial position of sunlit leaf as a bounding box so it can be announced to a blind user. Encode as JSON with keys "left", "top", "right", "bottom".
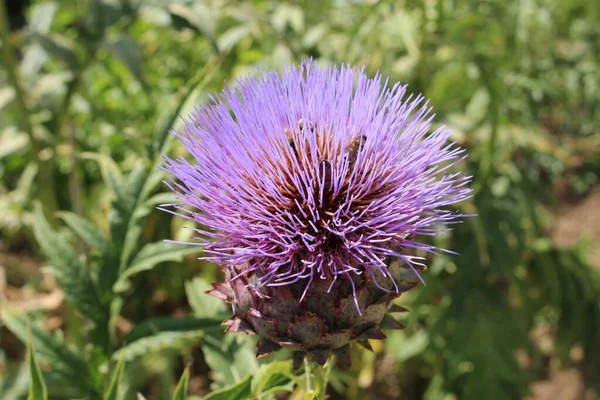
{"left": 217, "top": 26, "right": 250, "bottom": 52}
{"left": 28, "top": 2, "right": 57, "bottom": 34}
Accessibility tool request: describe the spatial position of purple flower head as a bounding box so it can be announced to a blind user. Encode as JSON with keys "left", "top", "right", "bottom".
{"left": 164, "top": 61, "right": 472, "bottom": 303}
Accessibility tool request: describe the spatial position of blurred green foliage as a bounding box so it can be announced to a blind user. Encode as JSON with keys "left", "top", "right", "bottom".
{"left": 0, "top": 0, "right": 599, "bottom": 399}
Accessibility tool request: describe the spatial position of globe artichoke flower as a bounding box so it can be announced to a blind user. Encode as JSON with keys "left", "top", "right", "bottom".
{"left": 164, "top": 61, "right": 472, "bottom": 368}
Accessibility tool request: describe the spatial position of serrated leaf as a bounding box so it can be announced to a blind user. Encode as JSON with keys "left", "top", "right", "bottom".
{"left": 114, "top": 332, "right": 203, "bottom": 362}
{"left": 1, "top": 312, "right": 96, "bottom": 396}
{"left": 83, "top": 158, "right": 148, "bottom": 294}
{"left": 59, "top": 212, "right": 110, "bottom": 254}
{"left": 103, "top": 354, "right": 125, "bottom": 400}
{"left": 27, "top": 328, "right": 48, "bottom": 400}
{"left": 201, "top": 375, "right": 252, "bottom": 400}
{"left": 172, "top": 368, "right": 189, "bottom": 400}
{"left": 114, "top": 317, "right": 222, "bottom": 361}
{"left": 185, "top": 277, "right": 227, "bottom": 318}
{"left": 32, "top": 204, "right": 105, "bottom": 320}
{"left": 114, "top": 241, "right": 200, "bottom": 292}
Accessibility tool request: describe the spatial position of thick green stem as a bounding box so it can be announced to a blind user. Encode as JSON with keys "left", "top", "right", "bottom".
{"left": 0, "top": 0, "right": 58, "bottom": 213}
{"left": 304, "top": 357, "right": 313, "bottom": 393}
{"left": 303, "top": 357, "right": 332, "bottom": 400}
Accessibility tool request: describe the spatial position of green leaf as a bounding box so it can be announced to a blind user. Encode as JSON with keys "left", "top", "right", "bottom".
{"left": 103, "top": 354, "right": 125, "bottom": 400}
{"left": 0, "top": 87, "right": 15, "bottom": 109}
{"left": 31, "top": 204, "right": 105, "bottom": 320}
{"left": 89, "top": 0, "right": 123, "bottom": 36}
{"left": 102, "top": 35, "right": 147, "bottom": 88}
{"left": 20, "top": 44, "right": 48, "bottom": 76}
{"left": 0, "top": 128, "right": 29, "bottom": 160}
{"left": 387, "top": 330, "right": 429, "bottom": 362}
{"left": 251, "top": 361, "right": 294, "bottom": 398}
{"left": 27, "top": 327, "right": 48, "bottom": 400}
{"left": 145, "top": 192, "right": 177, "bottom": 207}
{"left": 1, "top": 312, "right": 97, "bottom": 396}
{"left": 217, "top": 26, "right": 250, "bottom": 52}
{"left": 121, "top": 317, "right": 222, "bottom": 344}
{"left": 153, "top": 54, "right": 222, "bottom": 155}
{"left": 9, "top": 162, "right": 37, "bottom": 206}
{"left": 58, "top": 212, "right": 110, "bottom": 254}
{"left": 168, "top": 3, "right": 217, "bottom": 40}
{"left": 0, "top": 365, "right": 28, "bottom": 400}
{"left": 83, "top": 156, "right": 148, "bottom": 294}
{"left": 114, "top": 241, "right": 200, "bottom": 292}
{"left": 56, "top": 211, "right": 119, "bottom": 300}
{"left": 116, "top": 163, "right": 149, "bottom": 271}
{"left": 201, "top": 375, "right": 252, "bottom": 400}
{"left": 202, "top": 332, "right": 258, "bottom": 388}
{"left": 114, "top": 317, "right": 222, "bottom": 361}
{"left": 172, "top": 368, "right": 189, "bottom": 400}
{"left": 185, "top": 277, "right": 227, "bottom": 319}
{"left": 80, "top": 153, "right": 125, "bottom": 200}
{"left": 31, "top": 33, "right": 77, "bottom": 67}
{"left": 28, "top": 2, "right": 57, "bottom": 34}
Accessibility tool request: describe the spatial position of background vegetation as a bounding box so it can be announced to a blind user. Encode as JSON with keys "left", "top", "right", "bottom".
{"left": 1, "top": 0, "right": 599, "bottom": 399}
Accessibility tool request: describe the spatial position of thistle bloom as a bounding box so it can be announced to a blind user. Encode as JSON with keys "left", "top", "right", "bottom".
{"left": 164, "top": 61, "right": 472, "bottom": 366}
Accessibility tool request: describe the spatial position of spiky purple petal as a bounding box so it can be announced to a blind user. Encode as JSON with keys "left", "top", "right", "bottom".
{"left": 164, "top": 60, "right": 472, "bottom": 299}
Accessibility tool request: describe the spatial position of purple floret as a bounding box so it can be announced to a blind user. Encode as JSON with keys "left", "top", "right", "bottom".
{"left": 164, "top": 60, "right": 472, "bottom": 300}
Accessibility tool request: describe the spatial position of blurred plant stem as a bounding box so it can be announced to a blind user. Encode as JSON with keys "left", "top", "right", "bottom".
{"left": 0, "top": 0, "right": 58, "bottom": 215}
{"left": 59, "top": 51, "right": 97, "bottom": 218}
{"left": 67, "top": 121, "right": 83, "bottom": 217}
{"left": 303, "top": 357, "right": 331, "bottom": 400}
{"left": 475, "top": 56, "right": 501, "bottom": 188}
